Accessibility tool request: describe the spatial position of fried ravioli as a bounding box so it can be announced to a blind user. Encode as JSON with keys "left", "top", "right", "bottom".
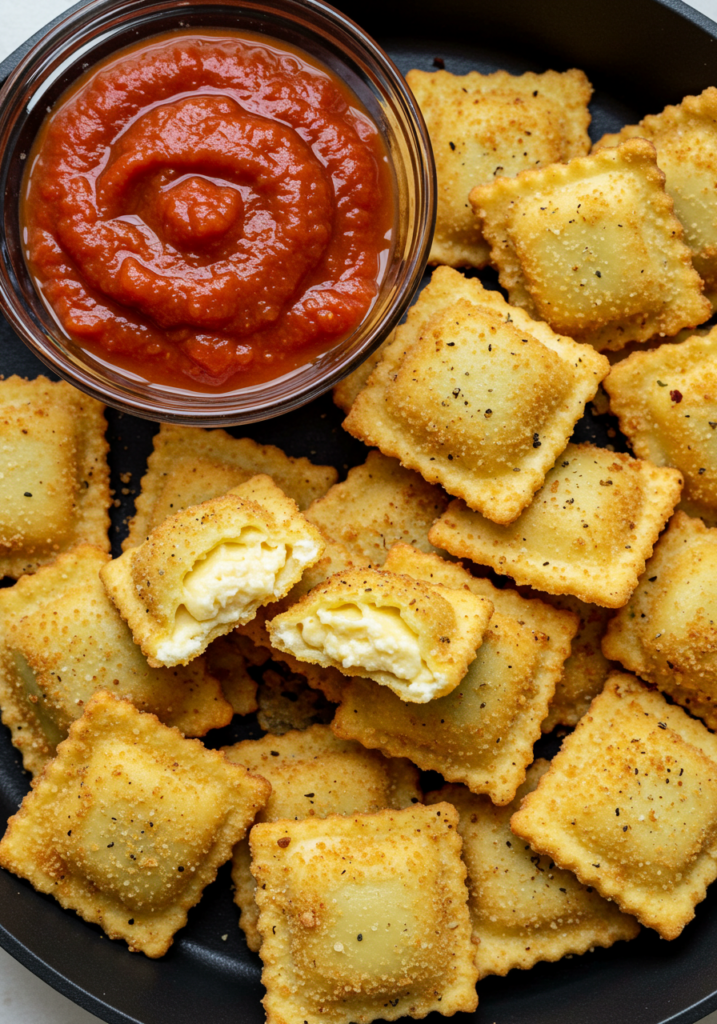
{"left": 511, "top": 673, "right": 717, "bottom": 940}
{"left": 125, "top": 424, "right": 337, "bottom": 549}
{"left": 429, "top": 443, "right": 682, "bottom": 608}
{"left": 472, "top": 139, "right": 711, "bottom": 351}
{"left": 603, "top": 512, "right": 717, "bottom": 725}
{"left": 223, "top": 725, "right": 420, "bottom": 951}
{"left": 427, "top": 765, "right": 639, "bottom": 978}
{"left": 594, "top": 88, "right": 717, "bottom": 306}
{"left": 0, "top": 545, "right": 232, "bottom": 777}
{"left": 102, "top": 475, "right": 325, "bottom": 667}
{"left": 0, "top": 691, "right": 270, "bottom": 957}
{"left": 333, "top": 546, "right": 576, "bottom": 804}
{"left": 344, "top": 269, "right": 608, "bottom": 524}
{"left": 604, "top": 328, "right": 717, "bottom": 524}
{"left": 251, "top": 803, "right": 478, "bottom": 1024}
{"left": 0, "top": 376, "right": 110, "bottom": 578}
{"left": 268, "top": 566, "right": 492, "bottom": 702}
{"left": 406, "top": 67, "right": 592, "bottom": 268}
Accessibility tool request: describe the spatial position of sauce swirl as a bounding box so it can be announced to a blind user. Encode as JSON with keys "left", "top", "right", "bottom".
{"left": 22, "top": 32, "right": 393, "bottom": 389}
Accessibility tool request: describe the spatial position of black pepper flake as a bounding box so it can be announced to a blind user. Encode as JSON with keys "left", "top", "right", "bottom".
{"left": 648, "top": 576, "right": 657, "bottom": 582}
{"left": 67, "top": 830, "right": 72, "bottom": 836}
{"left": 595, "top": 270, "right": 602, "bottom": 278}
{"left": 615, "top": 808, "right": 620, "bottom": 816}
{"left": 699, "top": 468, "right": 706, "bottom": 474}
{"left": 533, "top": 433, "right": 541, "bottom": 447}
{"left": 23, "top": 492, "right": 32, "bottom": 497}
{"left": 128, "top": 919, "right": 134, "bottom": 925}
{"left": 658, "top": 722, "right": 667, "bottom": 729}
{"left": 484, "top": 409, "right": 492, "bottom": 418}
{"left": 357, "top": 934, "right": 363, "bottom": 941}
{"left": 271, "top": 751, "right": 280, "bottom": 757}
{"left": 304, "top": 793, "right": 315, "bottom": 798}
{"left": 623, "top": 825, "right": 628, "bottom": 832}
{"left": 448, "top": 140, "right": 455, "bottom": 150}
{"left": 433, "top": 56, "right": 445, "bottom": 68}
{"left": 178, "top": 865, "right": 184, "bottom": 871}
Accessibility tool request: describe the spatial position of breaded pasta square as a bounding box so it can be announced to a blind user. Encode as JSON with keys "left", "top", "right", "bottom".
{"left": 0, "top": 376, "right": 110, "bottom": 577}
{"left": 102, "top": 475, "right": 324, "bottom": 667}
{"left": 223, "top": 724, "right": 420, "bottom": 951}
{"left": 0, "top": 545, "right": 233, "bottom": 776}
{"left": 603, "top": 512, "right": 717, "bottom": 727}
{"left": 0, "top": 691, "right": 270, "bottom": 957}
{"left": 125, "top": 424, "right": 337, "bottom": 549}
{"left": 427, "top": 765, "right": 639, "bottom": 978}
{"left": 429, "top": 443, "right": 683, "bottom": 607}
{"left": 305, "top": 450, "right": 451, "bottom": 565}
{"left": 471, "top": 139, "right": 710, "bottom": 351}
{"left": 333, "top": 547, "right": 576, "bottom": 804}
{"left": 406, "top": 68, "right": 592, "bottom": 268}
{"left": 344, "top": 268, "right": 608, "bottom": 524}
{"left": 594, "top": 88, "right": 717, "bottom": 306}
{"left": 268, "top": 566, "right": 493, "bottom": 702}
{"left": 251, "top": 803, "right": 478, "bottom": 1024}
{"left": 511, "top": 673, "right": 717, "bottom": 939}
{"left": 605, "top": 327, "right": 717, "bottom": 524}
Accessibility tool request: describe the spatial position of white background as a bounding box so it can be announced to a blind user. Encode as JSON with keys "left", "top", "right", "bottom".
{"left": 2, "top": 0, "right": 717, "bottom": 1020}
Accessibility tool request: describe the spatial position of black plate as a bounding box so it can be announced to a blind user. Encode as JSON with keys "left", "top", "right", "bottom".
{"left": 3, "top": 0, "right": 717, "bottom": 1021}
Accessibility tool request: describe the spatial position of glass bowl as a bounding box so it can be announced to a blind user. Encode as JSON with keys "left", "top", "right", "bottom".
{"left": 0, "top": 0, "right": 435, "bottom": 426}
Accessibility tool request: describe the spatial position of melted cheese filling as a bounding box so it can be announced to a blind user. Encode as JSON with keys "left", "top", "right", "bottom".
{"left": 157, "top": 529, "right": 318, "bottom": 663}
{"left": 298, "top": 602, "right": 440, "bottom": 699}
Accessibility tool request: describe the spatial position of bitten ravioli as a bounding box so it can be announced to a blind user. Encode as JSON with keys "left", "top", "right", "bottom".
{"left": 603, "top": 512, "right": 717, "bottom": 727}
{"left": 223, "top": 725, "right": 420, "bottom": 951}
{"left": 429, "top": 443, "right": 682, "bottom": 607}
{"left": 406, "top": 67, "right": 592, "bottom": 268}
{"left": 0, "top": 691, "right": 270, "bottom": 957}
{"left": 472, "top": 139, "right": 711, "bottom": 351}
{"left": 333, "top": 546, "right": 576, "bottom": 804}
{"left": 251, "top": 803, "right": 478, "bottom": 1024}
{"left": 125, "top": 424, "right": 337, "bottom": 549}
{"left": 268, "top": 566, "right": 493, "bottom": 702}
{"left": 102, "top": 475, "right": 324, "bottom": 667}
{"left": 427, "top": 765, "right": 639, "bottom": 978}
{"left": 344, "top": 268, "right": 608, "bottom": 524}
{"left": 605, "top": 328, "right": 717, "bottom": 524}
{"left": 0, "top": 376, "right": 110, "bottom": 577}
{"left": 594, "top": 88, "right": 717, "bottom": 306}
{"left": 0, "top": 546, "right": 232, "bottom": 776}
{"left": 511, "top": 673, "right": 717, "bottom": 940}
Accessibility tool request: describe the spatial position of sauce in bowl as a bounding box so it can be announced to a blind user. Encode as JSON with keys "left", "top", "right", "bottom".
{"left": 21, "top": 30, "right": 394, "bottom": 390}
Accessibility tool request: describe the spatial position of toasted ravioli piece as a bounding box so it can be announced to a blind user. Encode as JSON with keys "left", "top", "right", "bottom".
{"left": 0, "top": 376, "right": 110, "bottom": 577}
{"left": 472, "top": 139, "right": 711, "bottom": 351}
{"left": 333, "top": 548, "right": 574, "bottom": 803}
{"left": 306, "top": 450, "right": 451, "bottom": 565}
{"left": 224, "top": 725, "right": 420, "bottom": 951}
{"left": 102, "top": 475, "right": 325, "bottom": 667}
{"left": 0, "top": 691, "right": 270, "bottom": 957}
{"left": 427, "top": 767, "right": 639, "bottom": 978}
{"left": 267, "top": 567, "right": 492, "bottom": 703}
{"left": 406, "top": 68, "right": 592, "bottom": 268}
{"left": 511, "top": 673, "right": 717, "bottom": 939}
{"left": 0, "top": 546, "right": 232, "bottom": 777}
{"left": 125, "top": 424, "right": 337, "bottom": 549}
{"left": 345, "top": 271, "right": 608, "bottom": 523}
{"left": 605, "top": 329, "right": 717, "bottom": 524}
{"left": 429, "top": 443, "right": 683, "bottom": 608}
{"left": 595, "top": 89, "right": 717, "bottom": 306}
{"left": 251, "top": 803, "right": 478, "bottom": 1024}
{"left": 519, "top": 589, "right": 616, "bottom": 731}
{"left": 603, "top": 512, "right": 717, "bottom": 723}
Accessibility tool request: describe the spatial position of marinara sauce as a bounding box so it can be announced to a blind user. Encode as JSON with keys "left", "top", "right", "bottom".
{"left": 21, "top": 31, "right": 394, "bottom": 390}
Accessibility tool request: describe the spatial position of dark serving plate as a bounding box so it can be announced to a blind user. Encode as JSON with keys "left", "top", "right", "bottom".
{"left": 2, "top": 0, "right": 717, "bottom": 1021}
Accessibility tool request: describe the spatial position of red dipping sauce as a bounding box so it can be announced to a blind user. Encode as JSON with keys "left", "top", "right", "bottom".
{"left": 21, "top": 31, "right": 394, "bottom": 390}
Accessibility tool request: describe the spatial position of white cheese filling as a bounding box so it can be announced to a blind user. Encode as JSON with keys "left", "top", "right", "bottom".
{"left": 156, "top": 529, "right": 320, "bottom": 664}
{"left": 298, "top": 602, "right": 440, "bottom": 698}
